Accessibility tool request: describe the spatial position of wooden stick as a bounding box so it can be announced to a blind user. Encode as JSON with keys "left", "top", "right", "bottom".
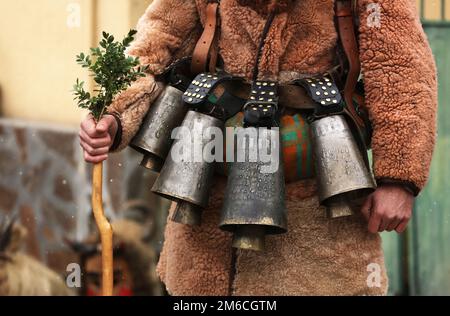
{"left": 91, "top": 162, "right": 114, "bottom": 296}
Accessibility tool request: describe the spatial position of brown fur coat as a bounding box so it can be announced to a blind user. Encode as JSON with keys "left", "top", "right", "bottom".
{"left": 108, "top": 0, "right": 437, "bottom": 295}
{"left": 0, "top": 223, "right": 74, "bottom": 296}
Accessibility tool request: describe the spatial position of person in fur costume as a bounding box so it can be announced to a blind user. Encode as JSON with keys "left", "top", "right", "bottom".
{"left": 79, "top": 0, "right": 437, "bottom": 295}
{"left": 0, "top": 216, "right": 74, "bottom": 296}
{"left": 67, "top": 205, "right": 164, "bottom": 296}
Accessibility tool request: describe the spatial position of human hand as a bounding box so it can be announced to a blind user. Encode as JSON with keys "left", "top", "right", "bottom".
{"left": 361, "top": 184, "right": 415, "bottom": 233}
{"left": 79, "top": 114, "right": 118, "bottom": 163}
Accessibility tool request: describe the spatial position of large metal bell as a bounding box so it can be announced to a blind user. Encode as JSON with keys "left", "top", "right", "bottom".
{"left": 219, "top": 128, "right": 287, "bottom": 251}
{"left": 310, "top": 115, "right": 376, "bottom": 219}
{"left": 152, "top": 110, "right": 223, "bottom": 226}
{"left": 130, "top": 85, "right": 187, "bottom": 172}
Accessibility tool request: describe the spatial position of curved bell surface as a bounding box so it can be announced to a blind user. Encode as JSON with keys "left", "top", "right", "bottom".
{"left": 152, "top": 111, "right": 224, "bottom": 226}
{"left": 311, "top": 115, "right": 376, "bottom": 218}
{"left": 130, "top": 85, "right": 187, "bottom": 172}
{"left": 326, "top": 195, "right": 354, "bottom": 219}
{"left": 170, "top": 201, "right": 203, "bottom": 226}
{"left": 232, "top": 226, "right": 266, "bottom": 252}
{"left": 219, "top": 128, "right": 287, "bottom": 251}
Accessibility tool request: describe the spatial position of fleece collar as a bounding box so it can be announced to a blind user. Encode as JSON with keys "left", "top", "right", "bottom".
{"left": 236, "top": 0, "right": 294, "bottom": 15}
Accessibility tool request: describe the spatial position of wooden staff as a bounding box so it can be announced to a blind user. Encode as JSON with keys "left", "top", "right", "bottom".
{"left": 91, "top": 162, "right": 113, "bottom": 296}
{"left": 74, "top": 30, "right": 145, "bottom": 296}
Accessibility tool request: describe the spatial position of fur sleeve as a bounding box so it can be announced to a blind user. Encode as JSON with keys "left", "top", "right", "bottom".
{"left": 357, "top": 0, "right": 438, "bottom": 194}
{"left": 108, "top": 0, "right": 201, "bottom": 152}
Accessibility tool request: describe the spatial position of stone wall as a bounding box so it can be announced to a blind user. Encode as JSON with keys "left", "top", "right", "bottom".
{"left": 0, "top": 118, "right": 169, "bottom": 276}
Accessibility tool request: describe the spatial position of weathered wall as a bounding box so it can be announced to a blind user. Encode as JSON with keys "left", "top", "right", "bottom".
{"left": 0, "top": 0, "right": 152, "bottom": 126}
{"left": 0, "top": 118, "right": 169, "bottom": 277}
{"left": 0, "top": 0, "right": 163, "bottom": 292}
{"left": 419, "top": 0, "right": 450, "bottom": 20}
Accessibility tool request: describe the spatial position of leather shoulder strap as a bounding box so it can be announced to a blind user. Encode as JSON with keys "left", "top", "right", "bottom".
{"left": 191, "top": 1, "right": 220, "bottom": 75}
{"left": 335, "top": 0, "right": 365, "bottom": 129}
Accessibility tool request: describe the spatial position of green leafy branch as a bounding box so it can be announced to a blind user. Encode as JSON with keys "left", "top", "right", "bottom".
{"left": 73, "top": 30, "right": 148, "bottom": 121}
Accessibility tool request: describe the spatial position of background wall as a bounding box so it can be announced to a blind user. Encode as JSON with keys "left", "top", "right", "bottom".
{"left": 0, "top": 0, "right": 152, "bottom": 126}
{"left": 419, "top": 0, "right": 450, "bottom": 19}
{"left": 0, "top": 0, "right": 165, "bottom": 288}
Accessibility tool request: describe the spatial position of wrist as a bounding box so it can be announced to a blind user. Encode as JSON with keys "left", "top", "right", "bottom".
{"left": 105, "top": 112, "right": 122, "bottom": 151}
{"left": 376, "top": 178, "right": 418, "bottom": 197}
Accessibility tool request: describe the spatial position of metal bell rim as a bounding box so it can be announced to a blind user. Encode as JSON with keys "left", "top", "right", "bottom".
{"left": 171, "top": 201, "right": 203, "bottom": 226}
{"left": 129, "top": 143, "right": 163, "bottom": 157}
{"left": 319, "top": 186, "right": 375, "bottom": 203}
{"left": 135, "top": 151, "right": 165, "bottom": 172}
{"left": 129, "top": 143, "right": 146, "bottom": 154}
{"left": 219, "top": 223, "right": 287, "bottom": 235}
{"left": 151, "top": 187, "right": 208, "bottom": 209}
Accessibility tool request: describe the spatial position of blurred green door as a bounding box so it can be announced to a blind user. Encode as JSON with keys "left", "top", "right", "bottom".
{"left": 408, "top": 23, "right": 450, "bottom": 296}
{"left": 382, "top": 22, "right": 450, "bottom": 296}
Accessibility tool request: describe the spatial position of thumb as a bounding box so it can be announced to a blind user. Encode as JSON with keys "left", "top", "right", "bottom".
{"left": 360, "top": 194, "right": 374, "bottom": 222}
{"left": 96, "top": 116, "right": 114, "bottom": 134}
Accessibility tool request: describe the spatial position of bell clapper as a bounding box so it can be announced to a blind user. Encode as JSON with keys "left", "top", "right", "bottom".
{"left": 326, "top": 195, "right": 354, "bottom": 219}
{"left": 140, "top": 153, "right": 164, "bottom": 172}
{"left": 171, "top": 200, "right": 203, "bottom": 226}
{"left": 232, "top": 225, "right": 266, "bottom": 252}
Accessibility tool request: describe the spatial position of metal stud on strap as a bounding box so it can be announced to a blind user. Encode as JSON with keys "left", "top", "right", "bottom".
{"left": 183, "top": 72, "right": 233, "bottom": 106}
{"left": 243, "top": 81, "right": 279, "bottom": 127}
{"left": 296, "top": 74, "right": 344, "bottom": 116}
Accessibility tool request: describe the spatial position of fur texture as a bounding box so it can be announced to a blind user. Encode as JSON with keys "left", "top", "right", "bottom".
{"left": 109, "top": 0, "right": 437, "bottom": 191}
{"left": 233, "top": 185, "right": 387, "bottom": 295}
{"left": 109, "top": 76, "right": 163, "bottom": 152}
{"left": 110, "top": 220, "right": 163, "bottom": 296}
{"left": 0, "top": 223, "right": 74, "bottom": 296}
{"left": 157, "top": 179, "right": 233, "bottom": 296}
{"left": 108, "top": 0, "right": 202, "bottom": 151}
{"left": 357, "top": 0, "right": 437, "bottom": 190}
{"left": 237, "top": 0, "right": 294, "bottom": 15}
{"left": 157, "top": 177, "right": 387, "bottom": 295}
{"left": 107, "top": 0, "right": 437, "bottom": 295}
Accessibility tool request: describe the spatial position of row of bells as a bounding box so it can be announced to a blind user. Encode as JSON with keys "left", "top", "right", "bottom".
{"left": 130, "top": 86, "right": 376, "bottom": 251}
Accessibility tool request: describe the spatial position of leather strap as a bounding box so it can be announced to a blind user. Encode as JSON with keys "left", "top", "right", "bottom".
{"left": 252, "top": 11, "right": 276, "bottom": 81}
{"left": 191, "top": 2, "right": 220, "bottom": 75}
{"left": 214, "top": 90, "right": 247, "bottom": 121}
{"left": 296, "top": 74, "right": 344, "bottom": 117}
{"left": 157, "top": 56, "right": 193, "bottom": 92}
{"left": 209, "top": 31, "right": 220, "bottom": 73}
{"left": 183, "top": 72, "right": 240, "bottom": 120}
{"left": 335, "top": 0, "right": 365, "bottom": 129}
{"left": 223, "top": 81, "right": 316, "bottom": 110}
{"left": 183, "top": 72, "right": 233, "bottom": 106}
{"left": 243, "top": 81, "right": 280, "bottom": 127}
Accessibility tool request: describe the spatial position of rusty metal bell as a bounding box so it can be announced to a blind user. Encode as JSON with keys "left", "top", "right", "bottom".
{"left": 219, "top": 128, "right": 287, "bottom": 251}
{"left": 130, "top": 85, "right": 187, "bottom": 172}
{"left": 311, "top": 115, "right": 376, "bottom": 219}
{"left": 151, "top": 110, "right": 223, "bottom": 226}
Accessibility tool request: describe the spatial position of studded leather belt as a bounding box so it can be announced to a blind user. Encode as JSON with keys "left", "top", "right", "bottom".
{"left": 182, "top": 71, "right": 347, "bottom": 123}
{"left": 222, "top": 81, "right": 316, "bottom": 111}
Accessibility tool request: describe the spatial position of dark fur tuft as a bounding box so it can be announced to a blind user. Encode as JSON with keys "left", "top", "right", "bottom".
{"left": 0, "top": 214, "right": 18, "bottom": 253}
